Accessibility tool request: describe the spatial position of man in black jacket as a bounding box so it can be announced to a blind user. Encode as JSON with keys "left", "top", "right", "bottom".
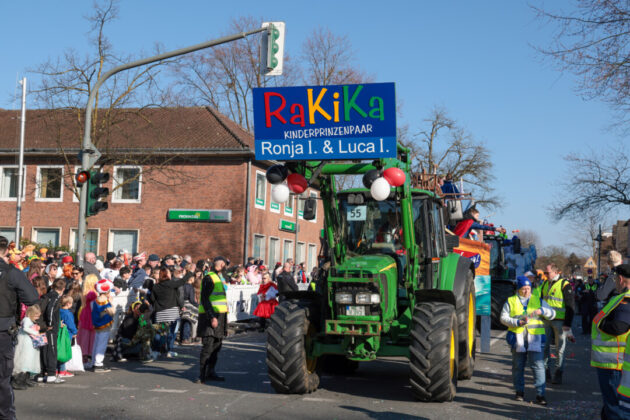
{"left": 196, "top": 257, "right": 228, "bottom": 383}
{"left": 277, "top": 262, "right": 298, "bottom": 300}
{"left": 0, "top": 236, "right": 39, "bottom": 419}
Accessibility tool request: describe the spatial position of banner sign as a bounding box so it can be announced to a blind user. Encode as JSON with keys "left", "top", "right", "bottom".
{"left": 167, "top": 209, "right": 232, "bottom": 223}
{"left": 454, "top": 237, "right": 492, "bottom": 316}
{"left": 253, "top": 82, "right": 396, "bottom": 160}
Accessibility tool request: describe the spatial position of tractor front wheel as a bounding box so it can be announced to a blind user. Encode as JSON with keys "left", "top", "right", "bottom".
{"left": 266, "top": 300, "right": 320, "bottom": 394}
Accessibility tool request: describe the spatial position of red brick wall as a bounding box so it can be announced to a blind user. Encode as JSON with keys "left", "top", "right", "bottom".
{"left": 0, "top": 158, "right": 324, "bottom": 267}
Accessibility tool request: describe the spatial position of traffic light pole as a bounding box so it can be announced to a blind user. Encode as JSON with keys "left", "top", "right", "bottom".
{"left": 77, "top": 27, "right": 267, "bottom": 266}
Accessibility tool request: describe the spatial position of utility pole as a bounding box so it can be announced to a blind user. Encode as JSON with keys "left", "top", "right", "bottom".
{"left": 76, "top": 27, "right": 267, "bottom": 266}
{"left": 15, "top": 78, "right": 26, "bottom": 244}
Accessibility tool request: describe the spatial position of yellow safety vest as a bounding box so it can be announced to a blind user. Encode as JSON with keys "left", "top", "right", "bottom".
{"left": 532, "top": 284, "right": 542, "bottom": 300}
{"left": 542, "top": 278, "right": 568, "bottom": 320}
{"left": 586, "top": 283, "right": 597, "bottom": 292}
{"left": 591, "top": 291, "right": 630, "bottom": 370}
{"left": 507, "top": 294, "right": 545, "bottom": 336}
{"left": 617, "top": 333, "right": 630, "bottom": 406}
{"left": 199, "top": 271, "right": 228, "bottom": 314}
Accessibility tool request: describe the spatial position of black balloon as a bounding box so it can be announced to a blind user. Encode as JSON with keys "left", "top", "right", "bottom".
{"left": 266, "top": 165, "right": 289, "bottom": 184}
{"left": 362, "top": 169, "right": 380, "bottom": 189}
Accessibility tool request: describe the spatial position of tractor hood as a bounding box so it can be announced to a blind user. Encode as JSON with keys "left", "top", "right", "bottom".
{"left": 334, "top": 254, "right": 398, "bottom": 277}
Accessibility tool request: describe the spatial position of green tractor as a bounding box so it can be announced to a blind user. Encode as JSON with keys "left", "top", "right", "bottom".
{"left": 266, "top": 144, "right": 477, "bottom": 402}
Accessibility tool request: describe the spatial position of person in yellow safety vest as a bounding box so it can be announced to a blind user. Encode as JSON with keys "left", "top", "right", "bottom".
{"left": 592, "top": 263, "right": 630, "bottom": 420}
{"left": 542, "top": 263, "right": 576, "bottom": 385}
{"left": 581, "top": 276, "right": 599, "bottom": 335}
{"left": 195, "top": 256, "right": 229, "bottom": 384}
{"left": 501, "top": 276, "right": 556, "bottom": 405}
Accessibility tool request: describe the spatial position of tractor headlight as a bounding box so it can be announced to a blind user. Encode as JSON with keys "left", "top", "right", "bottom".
{"left": 356, "top": 293, "right": 371, "bottom": 304}
{"left": 370, "top": 294, "right": 381, "bottom": 304}
{"left": 335, "top": 293, "right": 353, "bottom": 304}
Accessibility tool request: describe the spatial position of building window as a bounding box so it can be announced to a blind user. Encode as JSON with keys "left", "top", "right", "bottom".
{"left": 296, "top": 242, "right": 305, "bottom": 266}
{"left": 0, "top": 227, "right": 23, "bottom": 243}
{"left": 112, "top": 166, "right": 141, "bottom": 203}
{"left": 108, "top": 230, "right": 138, "bottom": 254}
{"left": 284, "top": 195, "right": 294, "bottom": 216}
{"left": 255, "top": 172, "right": 266, "bottom": 209}
{"left": 308, "top": 243, "right": 318, "bottom": 273}
{"left": 283, "top": 239, "right": 293, "bottom": 263}
{"left": 268, "top": 237, "right": 280, "bottom": 268}
{"left": 308, "top": 192, "right": 318, "bottom": 222}
{"left": 70, "top": 228, "right": 99, "bottom": 255}
{"left": 36, "top": 166, "right": 63, "bottom": 201}
{"left": 33, "top": 228, "right": 61, "bottom": 247}
{"left": 253, "top": 234, "right": 266, "bottom": 262}
{"left": 0, "top": 166, "right": 26, "bottom": 201}
{"left": 298, "top": 194, "right": 306, "bottom": 218}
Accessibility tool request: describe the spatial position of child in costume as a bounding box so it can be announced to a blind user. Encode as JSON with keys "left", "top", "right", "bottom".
{"left": 13, "top": 305, "right": 44, "bottom": 388}
{"left": 58, "top": 296, "right": 78, "bottom": 377}
{"left": 88, "top": 279, "right": 115, "bottom": 372}
{"left": 253, "top": 273, "right": 278, "bottom": 325}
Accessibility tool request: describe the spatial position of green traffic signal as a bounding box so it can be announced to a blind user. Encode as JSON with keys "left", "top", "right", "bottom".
{"left": 86, "top": 170, "right": 110, "bottom": 217}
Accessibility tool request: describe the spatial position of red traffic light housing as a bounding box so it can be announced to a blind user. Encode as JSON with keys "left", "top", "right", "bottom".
{"left": 75, "top": 170, "right": 90, "bottom": 187}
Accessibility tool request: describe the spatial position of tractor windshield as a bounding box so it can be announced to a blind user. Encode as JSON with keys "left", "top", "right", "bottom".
{"left": 338, "top": 195, "right": 402, "bottom": 256}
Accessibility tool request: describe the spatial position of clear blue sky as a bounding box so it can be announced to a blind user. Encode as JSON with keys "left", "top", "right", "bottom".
{"left": 0, "top": 0, "right": 623, "bottom": 255}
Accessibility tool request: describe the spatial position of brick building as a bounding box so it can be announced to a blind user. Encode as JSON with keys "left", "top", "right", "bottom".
{"left": 0, "top": 107, "right": 323, "bottom": 271}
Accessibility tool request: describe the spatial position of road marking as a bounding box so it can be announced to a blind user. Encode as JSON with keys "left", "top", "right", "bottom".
{"left": 224, "top": 341, "right": 266, "bottom": 348}
{"left": 150, "top": 388, "right": 188, "bottom": 393}
{"left": 198, "top": 390, "right": 224, "bottom": 395}
{"left": 302, "top": 397, "right": 337, "bottom": 402}
{"left": 56, "top": 384, "right": 84, "bottom": 389}
{"left": 103, "top": 386, "right": 139, "bottom": 391}
{"left": 552, "top": 389, "right": 577, "bottom": 394}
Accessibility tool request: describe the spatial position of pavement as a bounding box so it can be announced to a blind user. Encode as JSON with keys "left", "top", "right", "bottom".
{"left": 14, "top": 318, "right": 603, "bottom": 420}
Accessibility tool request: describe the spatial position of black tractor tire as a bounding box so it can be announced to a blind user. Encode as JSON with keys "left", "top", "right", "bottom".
{"left": 456, "top": 270, "right": 476, "bottom": 380}
{"left": 409, "top": 302, "right": 459, "bottom": 402}
{"left": 320, "top": 355, "right": 360, "bottom": 374}
{"left": 491, "top": 282, "right": 514, "bottom": 329}
{"left": 266, "top": 300, "right": 320, "bottom": 394}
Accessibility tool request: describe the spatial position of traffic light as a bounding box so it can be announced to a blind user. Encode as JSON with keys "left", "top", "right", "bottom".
{"left": 86, "top": 170, "right": 109, "bottom": 216}
{"left": 261, "top": 22, "right": 285, "bottom": 76}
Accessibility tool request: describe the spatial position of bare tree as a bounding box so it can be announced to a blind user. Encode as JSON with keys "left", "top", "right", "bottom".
{"left": 516, "top": 229, "right": 541, "bottom": 249}
{"left": 551, "top": 143, "right": 630, "bottom": 220}
{"left": 171, "top": 16, "right": 298, "bottom": 132}
{"left": 27, "top": 0, "right": 194, "bottom": 201}
{"left": 534, "top": 1, "right": 630, "bottom": 123}
{"left": 400, "top": 107, "right": 499, "bottom": 209}
{"left": 301, "top": 26, "right": 372, "bottom": 86}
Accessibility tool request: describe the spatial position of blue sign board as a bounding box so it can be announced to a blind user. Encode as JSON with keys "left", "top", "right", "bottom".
{"left": 253, "top": 82, "right": 396, "bottom": 160}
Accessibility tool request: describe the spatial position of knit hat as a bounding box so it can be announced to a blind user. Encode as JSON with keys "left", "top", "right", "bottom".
{"left": 62, "top": 255, "right": 73, "bottom": 264}
{"left": 95, "top": 279, "right": 114, "bottom": 294}
{"left": 615, "top": 264, "right": 630, "bottom": 278}
{"left": 516, "top": 276, "right": 532, "bottom": 290}
{"left": 524, "top": 271, "right": 535, "bottom": 278}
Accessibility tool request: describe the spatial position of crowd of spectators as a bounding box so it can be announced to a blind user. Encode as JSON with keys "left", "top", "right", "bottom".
{"left": 6, "top": 242, "right": 313, "bottom": 390}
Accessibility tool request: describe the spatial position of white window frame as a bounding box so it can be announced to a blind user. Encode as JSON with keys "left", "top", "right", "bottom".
{"left": 31, "top": 227, "right": 62, "bottom": 246}
{"left": 0, "top": 227, "right": 23, "bottom": 243}
{"left": 283, "top": 239, "right": 294, "bottom": 263}
{"left": 255, "top": 170, "right": 266, "bottom": 210}
{"left": 69, "top": 227, "right": 100, "bottom": 255}
{"left": 284, "top": 195, "right": 294, "bottom": 216}
{"left": 296, "top": 241, "right": 306, "bottom": 266}
{"left": 107, "top": 229, "right": 140, "bottom": 254}
{"left": 253, "top": 233, "right": 266, "bottom": 262}
{"left": 35, "top": 165, "right": 64, "bottom": 202}
{"left": 308, "top": 243, "right": 318, "bottom": 273}
{"left": 0, "top": 165, "right": 27, "bottom": 202}
{"left": 268, "top": 236, "right": 280, "bottom": 268}
{"left": 112, "top": 165, "right": 142, "bottom": 204}
{"left": 309, "top": 191, "right": 318, "bottom": 223}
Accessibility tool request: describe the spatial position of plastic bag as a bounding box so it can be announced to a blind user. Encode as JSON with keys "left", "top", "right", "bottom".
{"left": 57, "top": 325, "right": 72, "bottom": 363}
{"left": 65, "top": 343, "right": 85, "bottom": 372}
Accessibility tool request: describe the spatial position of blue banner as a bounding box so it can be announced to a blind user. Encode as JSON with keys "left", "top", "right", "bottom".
{"left": 253, "top": 83, "right": 396, "bottom": 160}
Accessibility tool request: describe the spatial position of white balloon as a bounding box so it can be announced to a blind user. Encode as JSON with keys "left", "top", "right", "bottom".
{"left": 271, "top": 184, "right": 290, "bottom": 203}
{"left": 370, "top": 177, "right": 391, "bottom": 201}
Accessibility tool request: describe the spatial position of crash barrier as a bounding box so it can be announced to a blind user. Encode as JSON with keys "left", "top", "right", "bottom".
{"left": 226, "top": 282, "right": 312, "bottom": 323}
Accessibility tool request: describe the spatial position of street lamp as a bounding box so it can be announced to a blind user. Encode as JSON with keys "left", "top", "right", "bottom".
{"left": 596, "top": 224, "right": 603, "bottom": 277}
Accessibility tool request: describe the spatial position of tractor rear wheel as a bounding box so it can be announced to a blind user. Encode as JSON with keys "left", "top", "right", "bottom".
{"left": 456, "top": 270, "right": 476, "bottom": 379}
{"left": 409, "top": 301, "right": 459, "bottom": 402}
{"left": 266, "top": 300, "right": 320, "bottom": 394}
{"left": 491, "top": 282, "right": 514, "bottom": 329}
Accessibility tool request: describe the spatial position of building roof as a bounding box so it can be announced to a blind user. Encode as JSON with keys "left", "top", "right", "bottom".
{"left": 0, "top": 106, "right": 254, "bottom": 155}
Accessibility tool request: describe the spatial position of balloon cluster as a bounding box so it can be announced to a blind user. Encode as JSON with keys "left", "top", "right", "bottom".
{"left": 362, "top": 167, "right": 406, "bottom": 201}
{"left": 266, "top": 165, "right": 308, "bottom": 203}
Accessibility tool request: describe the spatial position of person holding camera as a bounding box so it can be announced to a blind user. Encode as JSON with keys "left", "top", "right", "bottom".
{"left": 0, "top": 236, "right": 39, "bottom": 419}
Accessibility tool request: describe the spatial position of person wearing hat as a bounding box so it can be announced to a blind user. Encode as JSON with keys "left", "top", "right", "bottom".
{"left": 196, "top": 257, "right": 229, "bottom": 383}
{"left": 580, "top": 276, "right": 599, "bottom": 335}
{"left": 104, "top": 252, "right": 116, "bottom": 269}
{"left": 501, "top": 276, "right": 556, "bottom": 405}
{"left": 591, "top": 263, "right": 630, "bottom": 419}
{"left": 88, "top": 279, "right": 115, "bottom": 373}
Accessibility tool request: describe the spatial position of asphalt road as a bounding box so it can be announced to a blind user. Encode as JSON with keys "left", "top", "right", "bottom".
{"left": 14, "top": 318, "right": 602, "bottom": 420}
